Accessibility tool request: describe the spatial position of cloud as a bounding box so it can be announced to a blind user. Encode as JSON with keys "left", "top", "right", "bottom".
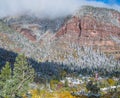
{"left": 0, "top": 0, "right": 120, "bottom": 19}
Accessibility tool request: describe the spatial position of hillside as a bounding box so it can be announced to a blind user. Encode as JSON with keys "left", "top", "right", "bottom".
{"left": 56, "top": 6, "right": 120, "bottom": 55}
{"left": 0, "top": 6, "right": 120, "bottom": 71}
{"left": 0, "top": 5, "right": 120, "bottom": 98}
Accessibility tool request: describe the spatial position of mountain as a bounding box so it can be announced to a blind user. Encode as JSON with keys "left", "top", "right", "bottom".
{"left": 1, "top": 4, "right": 120, "bottom": 97}
{"left": 0, "top": 5, "right": 120, "bottom": 61}
{"left": 56, "top": 6, "right": 120, "bottom": 51}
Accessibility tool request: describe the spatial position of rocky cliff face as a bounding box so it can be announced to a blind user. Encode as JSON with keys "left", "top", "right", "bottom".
{"left": 0, "top": 6, "right": 120, "bottom": 60}
{"left": 2, "top": 14, "right": 69, "bottom": 42}
{"left": 55, "top": 6, "right": 120, "bottom": 52}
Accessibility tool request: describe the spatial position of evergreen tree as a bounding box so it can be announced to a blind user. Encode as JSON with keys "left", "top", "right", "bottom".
{"left": 0, "top": 62, "right": 11, "bottom": 96}
{"left": 0, "top": 62, "right": 11, "bottom": 83}
{"left": 65, "top": 79, "right": 69, "bottom": 87}
{"left": 0, "top": 54, "right": 35, "bottom": 98}
{"left": 11, "top": 54, "right": 35, "bottom": 97}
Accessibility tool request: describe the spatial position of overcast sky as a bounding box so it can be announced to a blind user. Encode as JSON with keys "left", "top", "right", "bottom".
{"left": 0, "top": 0, "right": 120, "bottom": 18}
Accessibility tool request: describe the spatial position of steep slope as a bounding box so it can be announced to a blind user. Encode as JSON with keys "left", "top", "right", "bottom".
{"left": 2, "top": 14, "right": 70, "bottom": 42}
{"left": 0, "top": 6, "right": 120, "bottom": 61}
{"left": 0, "top": 6, "right": 120, "bottom": 77}
{"left": 56, "top": 6, "right": 120, "bottom": 53}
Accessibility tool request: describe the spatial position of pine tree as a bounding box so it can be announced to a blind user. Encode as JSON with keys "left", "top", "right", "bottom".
{"left": 0, "top": 54, "right": 35, "bottom": 97}
{"left": 11, "top": 54, "right": 35, "bottom": 97}
{"left": 0, "top": 62, "right": 11, "bottom": 82}
{"left": 65, "top": 79, "right": 69, "bottom": 87}
{"left": 0, "top": 62, "right": 11, "bottom": 96}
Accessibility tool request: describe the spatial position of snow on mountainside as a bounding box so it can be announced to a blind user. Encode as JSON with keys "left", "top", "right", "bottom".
{"left": 0, "top": 5, "right": 120, "bottom": 62}
{"left": 56, "top": 6, "right": 120, "bottom": 59}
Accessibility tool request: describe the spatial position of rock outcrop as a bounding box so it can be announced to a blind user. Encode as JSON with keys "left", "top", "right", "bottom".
{"left": 56, "top": 6, "right": 120, "bottom": 52}
{"left": 1, "top": 6, "right": 120, "bottom": 59}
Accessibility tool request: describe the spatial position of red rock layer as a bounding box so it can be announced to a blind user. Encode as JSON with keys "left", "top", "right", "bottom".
{"left": 56, "top": 14, "right": 120, "bottom": 51}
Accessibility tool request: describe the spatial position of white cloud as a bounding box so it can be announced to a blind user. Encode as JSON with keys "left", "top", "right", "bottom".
{"left": 0, "top": 0, "right": 119, "bottom": 18}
